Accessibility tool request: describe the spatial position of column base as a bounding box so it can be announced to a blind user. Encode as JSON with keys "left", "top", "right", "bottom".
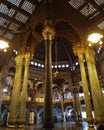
{"left": 87, "top": 122, "right": 95, "bottom": 130}
{"left": 88, "top": 128, "right": 95, "bottom": 130}
{"left": 7, "top": 124, "right": 16, "bottom": 128}
{"left": 87, "top": 117, "right": 94, "bottom": 130}
{"left": 18, "top": 125, "right": 25, "bottom": 128}
{"left": 8, "top": 119, "right": 17, "bottom": 129}
{"left": 88, "top": 124, "right": 94, "bottom": 128}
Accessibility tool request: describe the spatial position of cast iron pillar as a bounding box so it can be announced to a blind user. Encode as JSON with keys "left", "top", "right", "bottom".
{"left": 8, "top": 55, "right": 23, "bottom": 128}
{"left": 73, "top": 46, "right": 94, "bottom": 130}
{"left": 18, "top": 52, "right": 30, "bottom": 127}
{"left": 85, "top": 47, "right": 104, "bottom": 125}
{"left": 42, "top": 20, "right": 55, "bottom": 128}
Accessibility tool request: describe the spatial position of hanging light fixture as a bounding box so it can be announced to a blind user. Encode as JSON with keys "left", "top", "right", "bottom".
{"left": 87, "top": 33, "right": 103, "bottom": 43}
{"left": 0, "top": 39, "right": 9, "bottom": 50}
{"left": 0, "top": 20, "right": 9, "bottom": 51}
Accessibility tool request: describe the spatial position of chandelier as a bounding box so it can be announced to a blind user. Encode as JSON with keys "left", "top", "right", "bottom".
{"left": 0, "top": 39, "right": 9, "bottom": 51}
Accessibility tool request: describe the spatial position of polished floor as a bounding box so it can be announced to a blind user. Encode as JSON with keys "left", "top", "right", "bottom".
{"left": 0, "top": 122, "right": 97, "bottom": 130}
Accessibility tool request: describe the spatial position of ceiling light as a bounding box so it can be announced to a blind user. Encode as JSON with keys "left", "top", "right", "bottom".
{"left": 30, "top": 61, "right": 34, "bottom": 65}
{"left": 76, "top": 62, "right": 78, "bottom": 65}
{"left": 34, "top": 62, "right": 37, "bottom": 66}
{"left": 3, "top": 88, "right": 8, "bottom": 92}
{"left": 0, "top": 40, "right": 9, "bottom": 49}
{"left": 88, "top": 43, "right": 92, "bottom": 46}
{"left": 38, "top": 63, "right": 41, "bottom": 67}
{"left": 87, "top": 33, "right": 103, "bottom": 43}
{"left": 99, "top": 40, "right": 103, "bottom": 45}
{"left": 66, "top": 64, "right": 69, "bottom": 67}
{"left": 41, "top": 64, "right": 44, "bottom": 68}
{"left": 62, "top": 65, "right": 65, "bottom": 68}
{"left": 15, "top": 51, "right": 18, "bottom": 55}
{"left": 4, "top": 48, "right": 7, "bottom": 52}
{"left": 54, "top": 65, "right": 57, "bottom": 68}
{"left": 13, "top": 50, "right": 18, "bottom": 55}
{"left": 58, "top": 65, "right": 61, "bottom": 68}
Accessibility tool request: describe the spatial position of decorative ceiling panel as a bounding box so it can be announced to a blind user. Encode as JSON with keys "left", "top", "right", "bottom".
{"left": 97, "top": 21, "right": 104, "bottom": 30}
{"left": 9, "top": 22, "right": 20, "bottom": 31}
{"left": 21, "top": 0, "right": 36, "bottom": 14}
{"left": 15, "top": 12, "right": 28, "bottom": 23}
{"left": 7, "top": 9, "right": 15, "bottom": 17}
{"left": 0, "top": 17, "right": 9, "bottom": 27}
{"left": 0, "top": 3, "right": 15, "bottom": 17}
{"left": 0, "top": 0, "right": 42, "bottom": 41}
{"left": 80, "top": 3, "right": 96, "bottom": 16}
{"left": 68, "top": 0, "right": 85, "bottom": 9}
{"left": 37, "top": 0, "right": 41, "bottom": 2}
{"left": 0, "top": 0, "right": 103, "bottom": 43}
{"left": 89, "top": 12, "right": 100, "bottom": 20}
{"left": 0, "top": 29, "right": 5, "bottom": 35}
{"left": 94, "top": 0, "right": 104, "bottom": 6}
{"left": 7, "top": 0, "right": 22, "bottom": 7}
{"left": 4, "top": 32, "right": 14, "bottom": 39}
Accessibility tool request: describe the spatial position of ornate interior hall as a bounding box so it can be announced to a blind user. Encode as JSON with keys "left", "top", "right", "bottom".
{"left": 0, "top": 0, "right": 104, "bottom": 130}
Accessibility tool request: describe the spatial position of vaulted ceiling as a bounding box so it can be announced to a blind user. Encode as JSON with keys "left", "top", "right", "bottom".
{"left": 0, "top": 0, "right": 104, "bottom": 64}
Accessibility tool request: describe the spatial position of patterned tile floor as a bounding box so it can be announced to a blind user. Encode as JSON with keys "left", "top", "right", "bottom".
{"left": 0, "top": 121, "right": 97, "bottom": 130}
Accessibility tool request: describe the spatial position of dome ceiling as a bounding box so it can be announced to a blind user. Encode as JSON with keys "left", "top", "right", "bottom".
{"left": 35, "top": 36, "right": 77, "bottom": 62}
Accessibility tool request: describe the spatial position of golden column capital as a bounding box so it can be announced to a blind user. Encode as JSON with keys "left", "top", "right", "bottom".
{"left": 21, "top": 52, "right": 30, "bottom": 58}
{"left": 24, "top": 52, "right": 30, "bottom": 59}
{"left": 42, "top": 20, "right": 55, "bottom": 40}
{"left": 73, "top": 46, "right": 84, "bottom": 55}
{"left": 15, "top": 52, "right": 30, "bottom": 61}
{"left": 15, "top": 56, "right": 23, "bottom": 65}
{"left": 73, "top": 46, "right": 85, "bottom": 62}
{"left": 24, "top": 52, "right": 30, "bottom": 67}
